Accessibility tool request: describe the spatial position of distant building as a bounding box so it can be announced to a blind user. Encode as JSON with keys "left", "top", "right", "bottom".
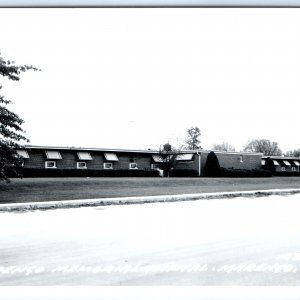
{"left": 15, "top": 145, "right": 263, "bottom": 177}
{"left": 262, "top": 156, "right": 300, "bottom": 174}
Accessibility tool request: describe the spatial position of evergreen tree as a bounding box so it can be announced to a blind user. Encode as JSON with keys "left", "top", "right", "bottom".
{"left": 205, "top": 151, "right": 221, "bottom": 177}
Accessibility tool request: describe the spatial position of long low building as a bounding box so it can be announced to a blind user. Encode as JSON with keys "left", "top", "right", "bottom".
{"left": 15, "top": 145, "right": 263, "bottom": 177}
{"left": 262, "top": 156, "right": 300, "bottom": 174}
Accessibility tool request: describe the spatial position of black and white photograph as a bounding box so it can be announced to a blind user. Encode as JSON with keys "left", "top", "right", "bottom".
{"left": 1, "top": 3, "right": 300, "bottom": 298}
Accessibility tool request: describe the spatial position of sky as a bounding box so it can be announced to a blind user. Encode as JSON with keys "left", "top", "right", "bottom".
{"left": 0, "top": 8, "right": 300, "bottom": 152}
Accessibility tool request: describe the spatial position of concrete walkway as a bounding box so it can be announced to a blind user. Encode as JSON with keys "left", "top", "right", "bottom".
{"left": 1, "top": 188, "right": 300, "bottom": 212}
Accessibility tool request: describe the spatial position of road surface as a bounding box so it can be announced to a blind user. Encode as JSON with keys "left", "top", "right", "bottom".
{"left": 0, "top": 194, "right": 300, "bottom": 285}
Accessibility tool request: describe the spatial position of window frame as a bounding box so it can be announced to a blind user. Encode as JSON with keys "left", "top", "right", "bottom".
{"left": 104, "top": 162, "right": 113, "bottom": 169}
{"left": 129, "top": 163, "right": 138, "bottom": 169}
{"left": 45, "top": 161, "right": 56, "bottom": 169}
{"left": 77, "top": 162, "right": 87, "bottom": 169}
{"left": 151, "top": 163, "right": 159, "bottom": 170}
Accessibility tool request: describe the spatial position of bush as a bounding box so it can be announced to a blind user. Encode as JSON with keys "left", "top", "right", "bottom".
{"left": 17, "top": 168, "right": 160, "bottom": 178}
{"left": 205, "top": 151, "right": 221, "bottom": 177}
{"left": 169, "top": 169, "right": 199, "bottom": 177}
{"left": 220, "top": 168, "right": 272, "bottom": 177}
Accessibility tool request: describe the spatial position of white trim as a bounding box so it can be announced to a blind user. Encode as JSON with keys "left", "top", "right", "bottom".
{"left": 129, "top": 163, "right": 138, "bottom": 169}
{"left": 77, "top": 162, "right": 87, "bottom": 169}
{"left": 104, "top": 162, "right": 113, "bottom": 169}
{"left": 104, "top": 153, "right": 118, "bottom": 161}
{"left": 273, "top": 160, "right": 280, "bottom": 166}
{"left": 45, "top": 161, "right": 56, "bottom": 168}
{"left": 293, "top": 161, "right": 300, "bottom": 166}
{"left": 45, "top": 150, "right": 62, "bottom": 160}
{"left": 16, "top": 150, "right": 29, "bottom": 159}
{"left": 77, "top": 152, "right": 92, "bottom": 160}
{"left": 283, "top": 160, "right": 291, "bottom": 166}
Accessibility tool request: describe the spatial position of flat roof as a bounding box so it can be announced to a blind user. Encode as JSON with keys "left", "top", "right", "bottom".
{"left": 262, "top": 156, "right": 300, "bottom": 160}
{"left": 17, "top": 145, "right": 262, "bottom": 156}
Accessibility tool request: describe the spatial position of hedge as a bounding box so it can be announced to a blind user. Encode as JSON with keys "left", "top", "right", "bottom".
{"left": 169, "top": 169, "right": 199, "bottom": 177}
{"left": 220, "top": 168, "right": 272, "bottom": 177}
{"left": 16, "top": 168, "right": 160, "bottom": 178}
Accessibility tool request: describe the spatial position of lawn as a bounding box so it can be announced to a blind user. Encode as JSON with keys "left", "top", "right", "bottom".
{"left": 0, "top": 176, "right": 300, "bottom": 204}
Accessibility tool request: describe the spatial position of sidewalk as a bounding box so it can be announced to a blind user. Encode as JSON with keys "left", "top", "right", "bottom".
{"left": 1, "top": 188, "right": 300, "bottom": 212}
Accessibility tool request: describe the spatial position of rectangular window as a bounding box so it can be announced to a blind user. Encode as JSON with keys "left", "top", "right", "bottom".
{"left": 45, "top": 150, "right": 62, "bottom": 159}
{"left": 104, "top": 153, "right": 118, "bottom": 161}
{"left": 129, "top": 163, "right": 138, "bottom": 169}
{"left": 77, "top": 152, "right": 92, "bottom": 160}
{"left": 77, "top": 162, "right": 87, "bottom": 169}
{"left": 151, "top": 164, "right": 159, "bottom": 169}
{"left": 261, "top": 159, "right": 266, "bottom": 166}
{"left": 45, "top": 161, "right": 56, "bottom": 168}
{"left": 104, "top": 162, "right": 113, "bottom": 169}
{"left": 16, "top": 150, "right": 29, "bottom": 159}
{"left": 240, "top": 155, "right": 243, "bottom": 163}
{"left": 176, "top": 154, "right": 194, "bottom": 161}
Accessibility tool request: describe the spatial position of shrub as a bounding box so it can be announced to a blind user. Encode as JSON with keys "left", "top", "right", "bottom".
{"left": 18, "top": 168, "right": 160, "bottom": 178}
{"left": 205, "top": 151, "right": 221, "bottom": 176}
{"left": 169, "top": 169, "right": 198, "bottom": 177}
{"left": 220, "top": 168, "right": 272, "bottom": 177}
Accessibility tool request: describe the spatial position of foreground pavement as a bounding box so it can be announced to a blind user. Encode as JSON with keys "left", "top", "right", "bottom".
{"left": 0, "top": 193, "right": 300, "bottom": 285}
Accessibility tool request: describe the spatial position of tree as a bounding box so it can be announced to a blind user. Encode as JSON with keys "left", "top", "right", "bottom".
{"left": 212, "top": 142, "right": 236, "bottom": 152}
{"left": 185, "top": 126, "right": 201, "bottom": 150}
{"left": 0, "top": 53, "right": 39, "bottom": 181}
{"left": 263, "top": 157, "right": 275, "bottom": 175}
{"left": 284, "top": 149, "right": 300, "bottom": 157}
{"left": 158, "top": 142, "right": 183, "bottom": 177}
{"left": 204, "top": 151, "right": 221, "bottom": 177}
{"left": 243, "top": 139, "right": 282, "bottom": 156}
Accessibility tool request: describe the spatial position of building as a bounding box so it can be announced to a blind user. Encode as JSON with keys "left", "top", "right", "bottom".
{"left": 262, "top": 156, "right": 300, "bottom": 174}
{"left": 15, "top": 145, "right": 263, "bottom": 177}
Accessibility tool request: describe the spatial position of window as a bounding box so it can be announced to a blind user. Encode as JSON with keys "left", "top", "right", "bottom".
{"left": 151, "top": 164, "right": 159, "bottom": 169}
{"left": 283, "top": 160, "right": 291, "bottom": 166}
{"left": 273, "top": 160, "right": 280, "bottom": 166}
{"left": 176, "top": 154, "right": 194, "bottom": 161}
{"left": 104, "top": 162, "right": 113, "bottom": 169}
{"left": 281, "top": 167, "right": 286, "bottom": 172}
{"left": 45, "top": 150, "right": 62, "bottom": 159}
{"left": 240, "top": 155, "right": 243, "bottom": 163}
{"left": 152, "top": 155, "right": 164, "bottom": 162}
{"left": 293, "top": 161, "right": 300, "bottom": 166}
{"left": 16, "top": 150, "right": 29, "bottom": 159}
{"left": 77, "top": 162, "right": 87, "bottom": 169}
{"left": 261, "top": 159, "right": 266, "bottom": 166}
{"left": 77, "top": 152, "right": 92, "bottom": 160}
{"left": 129, "top": 163, "right": 138, "bottom": 169}
{"left": 104, "top": 153, "right": 118, "bottom": 161}
{"left": 45, "top": 161, "right": 56, "bottom": 168}
{"left": 292, "top": 167, "right": 296, "bottom": 172}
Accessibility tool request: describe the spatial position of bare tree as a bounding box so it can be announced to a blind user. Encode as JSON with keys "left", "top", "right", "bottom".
{"left": 185, "top": 126, "right": 201, "bottom": 150}
{"left": 284, "top": 149, "right": 300, "bottom": 157}
{"left": 158, "top": 143, "right": 183, "bottom": 177}
{"left": 243, "top": 139, "right": 282, "bottom": 156}
{"left": 212, "top": 142, "right": 236, "bottom": 152}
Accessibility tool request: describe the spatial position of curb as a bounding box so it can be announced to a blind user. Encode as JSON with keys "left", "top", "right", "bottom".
{"left": 1, "top": 188, "right": 300, "bottom": 212}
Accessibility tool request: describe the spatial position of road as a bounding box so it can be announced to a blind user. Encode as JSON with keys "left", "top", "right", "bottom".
{"left": 0, "top": 194, "right": 300, "bottom": 285}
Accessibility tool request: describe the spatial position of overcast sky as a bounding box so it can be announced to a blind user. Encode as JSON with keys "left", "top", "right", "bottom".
{"left": 1, "top": 8, "right": 300, "bottom": 152}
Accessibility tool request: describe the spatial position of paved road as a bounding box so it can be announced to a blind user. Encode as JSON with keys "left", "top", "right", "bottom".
{"left": 0, "top": 194, "right": 300, "bottom": 285}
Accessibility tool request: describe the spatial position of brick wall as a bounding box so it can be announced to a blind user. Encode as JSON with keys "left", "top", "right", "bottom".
{"left": 200, "top": 152, "right": 262, "bottom": 175}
